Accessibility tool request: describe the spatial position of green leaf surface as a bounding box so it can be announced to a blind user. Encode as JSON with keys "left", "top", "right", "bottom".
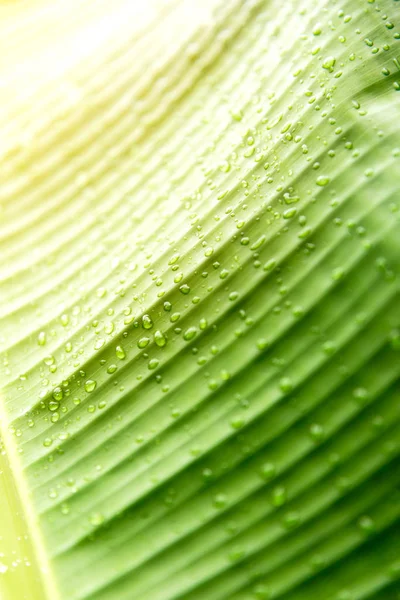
{"left": 0, "top": 0, "right": 399, "bottom": 599}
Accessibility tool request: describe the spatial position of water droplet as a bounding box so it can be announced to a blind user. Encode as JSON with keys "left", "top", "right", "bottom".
{"left": 353, "top": 387, "right": 368, "bottom": 404}
{"left": 231, "top": 416, "right": 245, "bottom": 429}
{"left": 213, "top": 493, "right": 227, "bottom": 508}
{"left": 283, "top": 511, "right": 301, "bottom": 529}
{"left": 219, "top": 161, "right": 230, "bottom": 173}
{"left": 228, "top": 547, "right": 245, "bottom": 562}
{"left": 148, "top": 358, "right": 159, "bottom": 370}
{"left": 279, "top": 377, "right": 293, "bottom": 393}
{"left": 180, "top": 284, "right": 190, "bottom": 295}
{"left": 272, "top": 486, "right": 287, "bottom": 507}
{"left": 142, "top": 314, "right": 153, "bottom": 330}
{"left": 250, "top": 235, "right": 266, "bottom": 251}
{"left": 358, "top": 515, "right": 375, "bottom": 534}
{"left": 60, "top": 503, "right": 70, "bottom": 515}
{"left": 309, "top": 423, "right": 324, "bottom": 442}
{"left": 322, "top": 340, "right": 337, "bottom": 355}
{"left": 316, "top": 175, "right": 330, "bottom": 186}
{"left": 263, "top": 259, "right": 276, "bottom": 271}
{"left": 37, "top": 331, "right": 46, "bottom": 346}
{"left": 389, "top": 329, "right": 400, "bottom": 350}
{"left": 260, "top": 462, "right": 276, "bottom": 480}
{"left": 57, "top": 312, "right": 70, "bottom": 328}
{"left": 313, "top": 23, "right": 322, "bottom": 36}
{"left": 257, "top": 338, "right": 269, "bottom": 351}
{"left": 183, "top": 327, "right": 197, "bottom": 341}
{"left": 52, "top": 387, "right": 63, "bottom": 401}
{"left": 253, "top": 584, "right": 271, "bottom": 598}
{"left": 84, "top": 379, "right": 97, "bottom": 393}
{"left": 332, "top": 267, "right": 344, "bottom": 281}
{"left": 230, "top": 108, "right": 243, "bottom": 121}
{"left": 137, "top": 336, "right": 150, "bottom": 349}
{"left": 199, "top": 318, "right": 208, "bottom": 330}
{"left": 168, "top": 253, "right": 180, "bottom": 265}
{"left": 94, "top": 338, "right": 105, "bottom": 350}
{"left": 322, "top": 56, "right": 336, "bottom": 72}
{"left": 283, "top": 208, "right": 297, "bottom": 219}
{"left": 115, "top": 345, "right": 126, "bottom": 360}
{"left": 154, "top": 331, "right": 167, "bottom": 347}
{"left": 89, "top": 512, "right": 104, "bottom": 526}
{"left": 337, "top": 590, "right": 354, "bottom": 600}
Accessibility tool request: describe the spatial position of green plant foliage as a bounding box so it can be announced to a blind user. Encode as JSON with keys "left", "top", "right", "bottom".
{"left": 0, "top": 0, "right": 399, "bottom": 599}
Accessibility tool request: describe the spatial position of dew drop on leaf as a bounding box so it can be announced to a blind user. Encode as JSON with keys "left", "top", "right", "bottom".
{"left": 260, "top": 462, "right": 276, "bottom": 481}
{"left": 115, "top": 345, "right": 126, "bottom": 360}
{"left": 183, "top": 327, "right": 197, "bottom": 341}
{"left": 213, "top": 493, "right": 227, "bottom": 509}
{"left": 279, "top": 377, "right": 293, "bottom": 393}
{"left": 37, "top": 331, "right": 46, "bottom": 346}
{"left": 272, "top": 486, "right": 287, "bottom": 507}
{"left": 148, "top": 358, "right": 159, "bottom": 370}
{"left": 142, "top": 314, "right": 153, "bottom": 330}
{"left": 52, "top": 387, "right": 63, "bottom": 401}
{"left": 89, "top": 512, "right": 104, "bottom": 526}
{"left": 138, "top": 336, "right": 150, "bottom": 349}
{"left": 84, "top": 379, "right": 97, "bottom": 393}
{"left": 154, "top": 331, "right": 167, "bottom": 347}
{"left": 316, "top": 175, "right": 330, "bottom": 186}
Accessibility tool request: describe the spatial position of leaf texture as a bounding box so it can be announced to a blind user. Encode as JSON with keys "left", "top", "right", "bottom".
{"left": 0, "top": 1, "right": 399, "bottom": 599}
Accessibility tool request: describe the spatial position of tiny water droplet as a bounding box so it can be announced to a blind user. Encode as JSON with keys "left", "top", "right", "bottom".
{"left": 253, "top": 583, "right": 270, "bottom": 598}
{"left": 148, "top": 358, "right": 159, "bottom": 370}
{"left": 60, "top": 314, "right": 69, "bottom": 327}
{"left": 180, "top": 284, "right": 190, "bottom": 295}
{"left": 309, "top": 423, "right": 324, "bottom": 442}
{"left": 142, "top": 314, "right": 153, "bottom": 330}
{"left": 183, "top": 327, "right": 197, "bottom": 341}
{"left": 230, "top": 416, "right": 245, "bottom": 430}
{"left": 213, "top": 493, "right": 227, "bottom": 508}
{"left": 279, "top": 377, "right": 293, "bottom": 393}
{"left": 272, "top": 486, "right": 287, "bottom": 507}
{"left": 154, "top": 331, "right": 167, "bottom": 347}
{"left": 260, "top": 462, "right": 276, "bottom": 480}
{"left": 89, "top": 512, "right": 104, "bottom": 526}
{"left": 52, "top": 387, "right": 63, "bottom": 401}
{"left": 322, "top": 56, "right": 336, "bottom": 72}
{"left": 137, "top": 337, "right": 150, "bottom": 349}
{"left": 37, "top": 331, "right": 46, "bottom": 346}
{"left": 316, "top": 175, "right": 330, "bottom": 186}
{"left": 115, "top": 345, "right": 126, "bottom": 360}
{"left": 283, "top": 511, "right": 301, "bottom": 529}
{"left": 84, "top": 379, "right": 97, "bottom": 393}
{"left": 358, "top": 515, "right": 375, "bottom": 534}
